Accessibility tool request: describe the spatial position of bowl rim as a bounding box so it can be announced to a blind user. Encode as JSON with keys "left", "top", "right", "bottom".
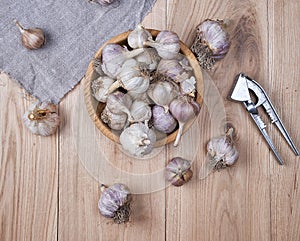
{"left": 83, "top": 29, "right": 204, "bottom": 147}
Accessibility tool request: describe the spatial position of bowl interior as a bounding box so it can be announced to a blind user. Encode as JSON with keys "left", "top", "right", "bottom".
{"left": 84, "top": 29, "right": 204, "bottom": 147}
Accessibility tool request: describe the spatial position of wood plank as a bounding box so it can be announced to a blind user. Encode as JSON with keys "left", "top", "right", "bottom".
{"left": 166, "top": 0, "right": 271, "bottom": 240}
{"left": 268, "top": 0, "right": 300, "bottom": 240}
{"left": 58, "top": 1, "right": 167, "bottom": 240}
{"left": 0, "top": 73, "right": 58, "bottom": 241}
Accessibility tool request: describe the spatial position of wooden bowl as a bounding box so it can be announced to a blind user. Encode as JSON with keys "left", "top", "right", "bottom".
{"left": 84, "top": 29, "right": 204, "bottom": 147}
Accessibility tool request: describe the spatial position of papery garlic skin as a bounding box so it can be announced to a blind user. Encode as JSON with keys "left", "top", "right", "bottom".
{"left": 120, "top": 123, "right": 156, "bottom": 157}
{"left": 106, "top": 91, "right": 133, "bottom": 117}
{"left": 98, "top": 183, "right": 132, "bottom": 224}
{"left": 180, "top": 76, "right": 196, "bottom": 96}
{"left": 145, "top": 30, "right": 180, "bottom": 59}
{"left": 15, "top": 20, "right": 45, "bottom": 50}
{"left": 169, "top": 96, "right": 201, "bottom": 146}
{"left": 147, "top": 81, "right": 179, "bottom": 112}
{"left": 128, "top": 25, "right": 152, "bottom": 49}
{"left": 191, "top": 19, "right": 230, "bottom": 69}
{"left": 152, "top": 105, "right": 177, "bottom": 133}
{"left": 101, "top": 106, "right": 128, "bottom": 131}
{"left": 129, "top": 100, "right": 152, "bottom": 125}
{"left": 23, "top": 102, "right": 60, "bottom": 136}
{"left": 91, "top": 76, "right": 114, "bottom": 102}
{"left": 165, "top": 157, "right": 193, "bottom": 186}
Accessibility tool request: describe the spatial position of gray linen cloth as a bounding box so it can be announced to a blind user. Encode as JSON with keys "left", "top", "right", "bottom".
{"left": 0, "top": 0, "right": 156, "bottom": 103}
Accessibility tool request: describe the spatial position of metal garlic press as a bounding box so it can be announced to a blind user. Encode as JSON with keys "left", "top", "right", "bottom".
{"left": 229, "top": 73, "right": 299, "bottom": 165}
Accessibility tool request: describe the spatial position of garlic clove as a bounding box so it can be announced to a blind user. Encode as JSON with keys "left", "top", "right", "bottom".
{"left": 169, "top": 96, "right": 201, "bottom": 146}
{"left": 23, "top": 101, "right": 60, "bottom": 136}
{"left": 14, "top": 20, "right": 46, "bottom": 50}
{"left": 152, "top": 105, "right": 177, "bottom": 133}
{"left": 98, "top": 183, "right": 132, "bottom": 224}
{"left": 91, "top": 76, "right": 114, "bottom": 102}
{"left": 120, "top": 123, "right": 156, "bottom": 157}
{"left": 165, "top": 157, "right": 193, "bottom": 186}
{"left": 128, "top": 24, "right": 152, "bottom": 49}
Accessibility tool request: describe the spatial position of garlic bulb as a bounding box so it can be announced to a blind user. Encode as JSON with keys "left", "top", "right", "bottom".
{"left": 169, "top": 96, "right": 201, "bottom": 146}
{"left": 152, "top": 105, "right": 177, "bottom": 133}
{"left": 101, "top": 44, "right": 144, "bottom": 78}
{"left": 106, "top": 91, "right": 132, "bottom": 117}
{"left": 191, "top": 19, "right": 230, "bottom": 69}
{"left": 127, "top": 90, "right": 152, "bottom": 104}
{"left": 14, "top": 20, "right": 45, "bottom": 50}
{"left": 98, "top": 183, "right": 132, "bottom": 224}
{"left": 128, "top": 25, "right": 152, "bottom": 49}
{"left": 157, "top": 59, "right": 192, "bottom": 83}
{"left": 101, "top": 106, "right": 128, "bottom": 130}
{"left": 23, "top": 102, "right": 60, "bottom": 136}
{"left": 91, "top": 76, "right": 114, "bottom": 102}
{"left": 207, "top": 127, "right": 238, "bottom": 167}
{"left": 147, "top": 81, "right": 179, "bottom": 112}
{"left": 107, "top": 59, "right": 150, "bottom": 94}
{"left": 135, "top": 48, "right": 161, "bottom": 71}
{"left": 120, "top": 123, "right": 156, "bottom": 157}
{"left": 165, "top": 157, "right": 193, "bottom": 186}
{"left": 199, "top": 128, "right": 239, "bottom": 179}
{"left": 129, "top": 100, "right": 152, "bottom": 125}
{"left": 145, "top": 31, "right": 180, "bottom": 59}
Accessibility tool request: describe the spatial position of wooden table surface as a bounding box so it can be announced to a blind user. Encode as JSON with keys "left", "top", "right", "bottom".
{"left": 1, "top": 0, "right": 299, "bottom": 240}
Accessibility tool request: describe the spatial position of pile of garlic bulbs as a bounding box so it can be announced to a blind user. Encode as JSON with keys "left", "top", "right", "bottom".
{"left": 91, "top": 25, "right": 201, "bottom": 157}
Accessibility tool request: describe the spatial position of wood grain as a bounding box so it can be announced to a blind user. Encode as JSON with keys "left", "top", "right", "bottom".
{"left": 0, "top": 0, "right": 300, "bottom": 240}
{"left": 0, "top": 73, "right": 58, "bottom": 241}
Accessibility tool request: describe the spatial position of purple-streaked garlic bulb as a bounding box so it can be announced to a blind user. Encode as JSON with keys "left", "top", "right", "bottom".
{"left": 152, "top": 105, "right": 177, "bottom": 133}
{"left": 98, "top": 183, "right": 132, "bottom": 224}
{"left": 199, "top": 128, "right": 239, "bottom": 179}
{"left": 144, "top": 30, "right": 180, "bottom": 59}
{"left": 157, "top": 59, "right": 192, "bottom": 83}
{"left": 165, "top": 157, "right": 193, "bottom": 186}
{"left": 23, "top": 101, "right": 60, "bottom": 136}
{"left": 120, "top": 122, "right": 156, "bottom": 157}
{"left": 105, "top": 91, "right": 133, "bottom": 118}
{"left": 101, "top": 43, "right": 144, "bottom": 78}
{"left": 169, "top": 96, "right": 201, "bottom": 146}
{"left": 128, "top": 24, "right": 152, "bottom": 49}
{"left": 207, "top": 127, "right": 239, "bottom": 168}
{"left": 147, "top": 81, "right": 179, "bottom": 112}
{"left": 191, "top": 19, "right": 230, "bottom": 69}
